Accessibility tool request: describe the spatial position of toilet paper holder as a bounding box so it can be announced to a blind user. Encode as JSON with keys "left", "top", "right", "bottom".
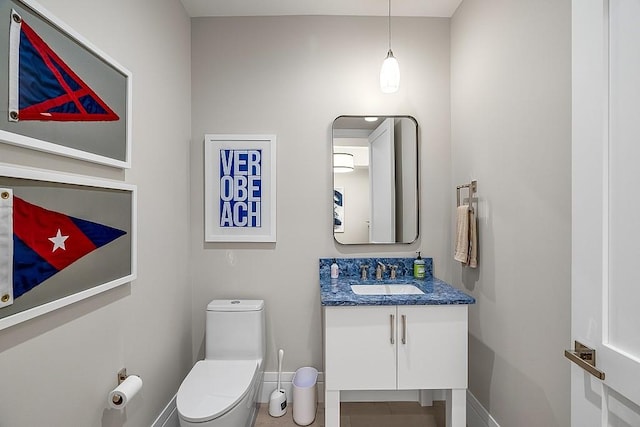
{"left": 117, "top": 368, "right": 130, "bottom": 385}
{"left": 111, "top": 368, "right": 141, "bottom": 406}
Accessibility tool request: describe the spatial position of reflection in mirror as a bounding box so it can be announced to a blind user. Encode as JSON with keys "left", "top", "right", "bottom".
{"left": 332, "top": 115, "right": 419, "bottom": 245}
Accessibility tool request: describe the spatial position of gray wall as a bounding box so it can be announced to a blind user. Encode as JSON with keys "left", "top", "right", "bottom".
{"left": 451, "top": 0, "right": 571, "bottom": 426}
{"left": 0, "top": 0, "right": 192, "bottom": 426}
{"left": 190, "top": 16, "right": 453, "bottom": 372}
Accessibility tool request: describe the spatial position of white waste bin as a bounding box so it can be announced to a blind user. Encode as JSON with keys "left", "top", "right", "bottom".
{"left": 292, "top": 367, "right": 318, "bottom": 426}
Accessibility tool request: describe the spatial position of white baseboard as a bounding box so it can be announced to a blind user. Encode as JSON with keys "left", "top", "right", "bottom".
{"left": 467, "top": 390, "right": 500, "bottom": 427}
{"left": 150, "top": 394, "right": 179, "bottom": 427}
{"left": 260, "top": 371, "right": 325, "bottom": 403}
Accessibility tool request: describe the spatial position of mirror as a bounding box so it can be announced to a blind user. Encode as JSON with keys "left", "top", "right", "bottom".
{"left": 332, "top": 115, "right": 419, "bottom": 245}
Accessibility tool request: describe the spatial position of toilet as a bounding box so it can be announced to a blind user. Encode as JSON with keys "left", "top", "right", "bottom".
{"left": 177, "top": 299, "right": 265, "bottom": 427}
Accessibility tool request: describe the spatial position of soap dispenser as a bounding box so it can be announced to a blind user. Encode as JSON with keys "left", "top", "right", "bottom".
{"left": 330, "top": 258, "right": 340, "bottom": 279}
{"left": 413, "top": 252, "right": 425, "bottom": 279}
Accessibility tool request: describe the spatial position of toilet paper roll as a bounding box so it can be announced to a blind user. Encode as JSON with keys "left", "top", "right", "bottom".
{"left": 108, "top": 375, "right": 142, "bottom": 409}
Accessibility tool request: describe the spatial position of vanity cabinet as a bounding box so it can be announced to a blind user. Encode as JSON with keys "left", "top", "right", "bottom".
{"left": 324, "top": 305, "right": 468, "bottom": 391}
{"left": 324, "top": 304, "right": 468, "bottom": 427}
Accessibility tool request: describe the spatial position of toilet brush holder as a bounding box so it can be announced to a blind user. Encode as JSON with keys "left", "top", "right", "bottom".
{"left": 269, "top": 348, "right": 287, "bottom": 417}
{"left": 268, "top": 388, "right": 287, "bottom": 417}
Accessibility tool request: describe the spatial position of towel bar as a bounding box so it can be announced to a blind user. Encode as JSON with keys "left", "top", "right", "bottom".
{"left": 456, "top": 180, "right": 477, "bottom": 210}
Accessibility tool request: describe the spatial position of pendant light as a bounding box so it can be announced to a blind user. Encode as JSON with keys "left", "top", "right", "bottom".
{"left": 380, "top": 0, "right": 400, "bottom": 93}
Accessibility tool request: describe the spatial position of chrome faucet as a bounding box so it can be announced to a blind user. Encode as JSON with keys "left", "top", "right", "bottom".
{"left": 389, "top": 265, "right": 398, "bottom": 280}
{"left": 375, "top": 262, "right": 386, "bottom": 280}
{"left": 360, "top": 264, "right": 369, "bottom": 280}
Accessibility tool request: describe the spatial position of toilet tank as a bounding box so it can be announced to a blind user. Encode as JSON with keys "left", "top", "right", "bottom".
{"left": 205, "top": 299, "right": 265, "bottom": 361}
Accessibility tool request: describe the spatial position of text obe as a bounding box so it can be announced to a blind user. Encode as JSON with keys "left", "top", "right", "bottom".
{"left": 219, "top": 149, "right": 262, "bottom": 227}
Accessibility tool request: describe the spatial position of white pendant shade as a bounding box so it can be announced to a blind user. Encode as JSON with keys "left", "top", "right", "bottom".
{"left": 380, "top": 50, "right": 400, "bottom": 93}
{"left": 333, "top": 152, "right": 355, "bottom": 173}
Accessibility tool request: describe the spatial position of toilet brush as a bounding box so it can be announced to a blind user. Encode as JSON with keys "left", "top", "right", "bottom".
{"left": 268, "top": 349, "right": 287, "bottom": 417}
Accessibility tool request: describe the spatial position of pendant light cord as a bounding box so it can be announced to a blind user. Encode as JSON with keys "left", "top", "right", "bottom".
{"left": 387, "top": 0, "right": 392, "bottom": 51}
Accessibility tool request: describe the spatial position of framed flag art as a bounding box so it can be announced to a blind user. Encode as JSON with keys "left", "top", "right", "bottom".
{"left": 0, "top": 0, "right": 132, "bottom": 168}
{"left": 0, "top": 164, "right": 136, "bottom": 330}
{"left": 204, "top": 134, "right": 276, "bottom": 243}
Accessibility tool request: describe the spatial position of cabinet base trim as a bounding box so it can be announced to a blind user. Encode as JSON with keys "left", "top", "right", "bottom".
{"left": 340, "top": 389, "right": 446, "bottom": 403}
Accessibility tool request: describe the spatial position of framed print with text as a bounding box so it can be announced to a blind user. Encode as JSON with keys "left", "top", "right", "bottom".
{"left": 204, "top": 134, "right": 276, "bottom": 242}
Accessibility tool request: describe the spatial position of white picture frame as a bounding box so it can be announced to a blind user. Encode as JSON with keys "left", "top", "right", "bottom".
{"left": 0, "top": 0, "right": 132, "bottom": 168}
{"left": 204, "top": 134, "right": 276, "bottom": 242}
{"left": 0, "top": 163, "right": 137, "bottom": 330}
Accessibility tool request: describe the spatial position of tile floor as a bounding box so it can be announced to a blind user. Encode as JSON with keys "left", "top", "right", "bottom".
{"left": 254, "top": 401, "right": 445, "bottom": 427}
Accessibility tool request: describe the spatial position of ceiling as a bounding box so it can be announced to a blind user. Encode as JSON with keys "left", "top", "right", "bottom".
{"left": 180, "top": 0, "right": 464, "bottom": 18}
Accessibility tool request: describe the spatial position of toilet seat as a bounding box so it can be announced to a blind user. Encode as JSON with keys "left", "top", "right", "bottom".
{"left": 177, "top": 359, "right": 258, "bottom": 423}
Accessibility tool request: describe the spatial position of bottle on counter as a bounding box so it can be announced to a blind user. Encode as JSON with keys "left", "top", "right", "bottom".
{"left": 413, "top": 252, "right": 425, "bottom": 279}
{"left": 330, "top": 258, "right": 340, "bottom": 279}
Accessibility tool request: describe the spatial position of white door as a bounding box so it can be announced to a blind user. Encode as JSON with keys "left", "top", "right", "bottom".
{"left": 368, "top": 118, "right": 396, "bottom": 243}
{"left": 572, "top": 0, "right": 640, "bottom": 425}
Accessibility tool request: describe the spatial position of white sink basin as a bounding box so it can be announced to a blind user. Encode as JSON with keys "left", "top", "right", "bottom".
{"left": 350, "top": 284, "right": 425, "bottom": 295}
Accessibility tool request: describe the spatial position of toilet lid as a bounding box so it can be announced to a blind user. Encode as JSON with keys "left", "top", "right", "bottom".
{"left": 177, "top": 359, "right": 258, "bottom": 423}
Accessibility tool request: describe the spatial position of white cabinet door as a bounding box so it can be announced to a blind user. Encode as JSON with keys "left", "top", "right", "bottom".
{"left": 324, "top": 306, "right": 396, "bottom": 390}
{"left": 397, "top": 305, "right": 468, "bottom": 390}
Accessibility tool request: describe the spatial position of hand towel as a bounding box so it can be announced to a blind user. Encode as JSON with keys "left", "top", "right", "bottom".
{"left": 454, "top": 205, "right": 470, "bottom": 264}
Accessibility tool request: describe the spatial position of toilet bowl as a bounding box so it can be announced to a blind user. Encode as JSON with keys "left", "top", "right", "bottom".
{"left": 177, "top": 300, "right": 265, "bottom": 427}
{"left": 177, "top": 360, "right": 261, "bottom": 427}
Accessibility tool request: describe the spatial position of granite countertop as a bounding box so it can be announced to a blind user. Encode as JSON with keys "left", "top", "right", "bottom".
{"left": 319, "top": 257, "right": 476, "bottom": 307}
